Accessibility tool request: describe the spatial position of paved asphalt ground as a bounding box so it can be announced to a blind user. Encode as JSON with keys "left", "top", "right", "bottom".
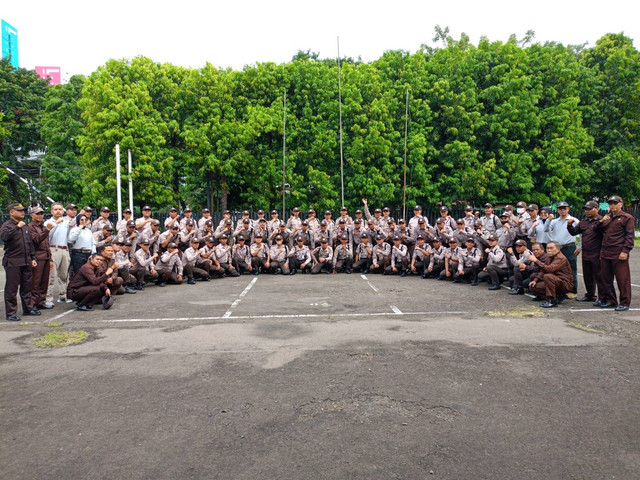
{"left": 1, "top": 249, "right": 639, "bottom": 479}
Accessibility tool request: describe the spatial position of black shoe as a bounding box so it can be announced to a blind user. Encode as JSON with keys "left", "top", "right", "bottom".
{"left": 531, "top": 295, "right": 544, "bottom": 301}
{"left": 6, "top": 315, "right": 20, "bottom": 321}
{"left": 187, "top": 278, "right": 196, "bottom": 285}
{"left": 135, "top": 283, "right": 144, "bottom": 291}
{"left": 37, "top": 303, "right": 55, "bottom": 309}
{"left": 452, "top": 278, "right": 461, "bottom": 283}
{"left": 592, "top": 300, "right": 605, "bottom": 307}
{"left": 556, "top": 293, "right": 568, "bottom": 304}
{"left": 77, "top": 304, "right": 94, "bottom": 312}
{"left": 400, "top": 271, "right": 407, "bottom": 277}
{"left": 508, "top": 287, "right": 523, "bottom": 295}
{"left": 124, "top": 286, "right": 137, "bottom": 294}
{"left": 488, "top": 284, "right": 501, "bottom": 291}
{"left": 289, "top": 270, "right": 296, "bottom": 275}
{"left": 345, "top": 269, "right": 352, "bottom": 274}
{"left": 540, "top": 299, "right": 558, "bottom": 308}
{"left": 102, "top": 295, "right": 116, "bottom": 310}
{"left": 615, "top": 305, "right": 629, "bottom": 312}
{"left": 599, "top": 302, "right": 616, "bottom": 308}
{"left": 23, "top": 309, "right": 41, "bottom": 316}
{"left": 421, "top": 274, "right": 427, "bottom": 279}
{"left": 471, "top": 281, "right": 479, "bottom": 286}
{"left": 363, "top": 269, "right": 369, "bottom": 274}
{"left": 576, "top": 296, "right": 596, "bottom": 302}
{"left": 157, "top": 281, "right": 166, "bottom": 287}
{"left": 202, "top": 276, "right": 211, "bottom": 281}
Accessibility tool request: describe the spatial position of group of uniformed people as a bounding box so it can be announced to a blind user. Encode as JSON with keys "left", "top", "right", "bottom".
{"left": 1, "top": 195, "right": 635, "bottom": 320}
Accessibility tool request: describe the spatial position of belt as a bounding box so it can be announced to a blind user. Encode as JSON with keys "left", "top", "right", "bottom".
{"left": 560, "top": 243, "right": 575, "bottom": 249}
{"left": 72, "top": 248, "right": 92, "bottom": 254}
{"left": 52, "top": 245, "right": 68, "bottom": 249}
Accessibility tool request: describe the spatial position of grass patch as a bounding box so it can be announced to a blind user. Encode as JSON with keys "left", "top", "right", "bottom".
{"left": 45, "top": 322, "right": 63, "bottom": 328}
{"left": 568, "top": 322, "right": 605, "bottom": 334}
{"left": 487, "top": 306, "right": 545, "bottom": 318}
{"left": 33, "top": 330, "right": 88, "bottom": 348}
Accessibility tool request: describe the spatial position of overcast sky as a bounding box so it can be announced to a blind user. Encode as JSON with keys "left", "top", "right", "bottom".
{"left": 3, "top": 0, "right": 639, "bottom": 80}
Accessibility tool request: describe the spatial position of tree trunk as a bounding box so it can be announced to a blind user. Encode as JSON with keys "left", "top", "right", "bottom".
{"left": 220, "top": 175, "right": 228, "bottom": 212}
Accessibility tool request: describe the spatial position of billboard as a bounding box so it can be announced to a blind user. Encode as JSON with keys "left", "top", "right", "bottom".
{"left": 1, "top": 19, "right": 19, "bottom": 68}
{"left": 35, "top": 66, "right": 62, "bottom": 85}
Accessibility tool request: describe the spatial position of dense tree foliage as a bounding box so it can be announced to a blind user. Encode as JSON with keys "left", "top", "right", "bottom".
{"left": 1, "top": 31, "right": 639, "bottom": 212}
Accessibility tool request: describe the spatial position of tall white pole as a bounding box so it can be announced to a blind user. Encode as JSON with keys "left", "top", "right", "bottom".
{"left": 127, "top": 149, "right": 134, "bottom": 212}
{"left": 282, "top": 90, "right": 287, "bottom": 219}
{"left": 337, "top": 36, "right": 344, "bottom": 208}
{"left": 403, "top": 89, "right": 409, "bottom": 221}
{"left": 115, "top": 144, "right": 122, "bottom": 220}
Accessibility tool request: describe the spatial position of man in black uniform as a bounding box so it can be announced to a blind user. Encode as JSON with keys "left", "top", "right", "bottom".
{"left": 1, "top": 202, "right": 40, "bottom": 321}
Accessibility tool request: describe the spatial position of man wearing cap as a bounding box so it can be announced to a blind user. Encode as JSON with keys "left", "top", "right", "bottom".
{"left": 197, "top": 219, "right": 216, "bottom": 246}
{"left": 236, "top": 210, "right": 251, "bottom": 231}
{"left": 410, "top": 235, "right": 431, "bottom": 277}
{"left": 68, "top": 215, "right": 96, "bottom": 275}
{"left": 441, "top": 237, "right": 462, "bottom": 280}
{"left": 462, "top": 206, "right": 476, "bottom": 230}
{"left": 286, "top": 207, "right": 302, "bottom": 235}
{"left": 361, "top": 198, "right": 379, "bottom": 227}
{"left": 496, "top": 212, "right": 517, "bottom": 250}
{"left": 28, "top": 206, "right": 53, "bottom": 309}
{"left": 251, "top": 209, "right": 266, "bottom": 230}
{"left": 434, "top": 218, "right": 453, "bottom": 245}
{"left": 67, "top": 254, "right": 115, "bottom": 311}
{"left": 232, "top": 235, "right": 253, "bottom": 274}
{"left": 1, "top": 203, "right": 39, "bottom": 321}
{"left": 215, "top": 219, "right": 234, "bottom": 245}
{"left": 477, "top": 234, "right": 508, "bottom": 290}
{"left": 253, "top": 218, "right": 270, "bottom": 246}
{"left": 413, "top": 218, "right": 434, "bottom": 245}
{"left": 522, "top": 204, "right": 540, "bottom": 247}
{"left": 141, "top": 220, "right": 160, "bottom": 253}
{"left": 178, "top": 219, "right": 198, "bottom": 251}
{"left": 201, "top": 238, "right": 224, "bottom": 278}
{"left": 235, "top": 218, "right": 253, "bottom": 246}
{"left": 116, "top": 208, "right": 133, "bottom": 237}
{"left": 506, "top": 240, "right": 533, "bottom": 295}
{"left": 288, "top": 236, "right": 312, "bottom": 274}
{"left": 513, "top": 201, "right": 530, "bottom": 242}
{"left": 385, "top": 235, "right": 409, "bottom": 276}
{"left": 378, "top": 207, "right": 392, "bottom": 231}
{"left": 596, "top": 196, "right": 635, "bottom": 311}
{"left": 165, "top": 207, "right": 180, "bottom": 230}
{"left": 179, "top": 208, "right": 195, "bottom": 229}
{"left": 528, "top": 242, "right": 574, "bottom": 308}
{"left": 214, "top": 235, "right": 240, "bottom": 277}
{"left": 136, "top": 206, "right": 154, "bottom": 236}
{"left": 370, "top": 234, "right": 391, "bottom": 274}
{"left": 93, "top": 224, "right": 114, "bottom": 249}
{"left": 218, "top": 210, "right": 232, "bottom": 229}
{"left": 353, "top": 233, "right": 373, "bottom": 273}
{"left": 480, "top": 203, "right": 501, "bottom": 233}
{"left": 439, "top": 206, "right": 457, "bottom": 231}
{"left": 457, "top": 237, "right": 482, "bottom": 284}
{"left": 331, "top": 218, "right": 352, "bottom": 248}
{"left": 268, "top": 235, "right": 290, "bottom": 274}
{"left": 544, "top": 201, "right": 579, "bottom": 296}
{"left": 338, "top": 206, "right": 353, "bottom": 227}
{"left": 567, "top": 200, "right": 605, "bottom": 303}
{"left": 154, "top": 242, "right": 184, "bottom": 286}
{"left": 199, "top": 208, "right": 213, "bottom": 230}
{"left": 351, "top": 219, "right": 366, "bottom": 249}
{"left": 452, "top": 218, "right": 473, "bottom": 246}
{"left": 131, "top": 238, "right": 159, "bottom": 289}
{"left": 183, "top": 238, "right": 211, "bottom": 284}
{"left": 311, "top": 237, "right": 333, "bottom": 274}
{"left": 113, "top": 240, "right": 138, "bottom": 293}
{"left": 44, "top": 203, "right": 72, "bottom": 304}
{"left": 272, "top": 222, "right": 292, "bottom": 249}
{"left": 65, "top": 204, "right": 79, "bottom": 228}
{"left": 268, "top": 210, "right": 281, "bottom": 234}
{"left": 425, "top": 238, "right": 446, "bottom": 278}
{"left": 408, "top": 205, "right": 426, "bottom": 233}
{"left": 159, "top": 224, "right": 180, "bottom": 253}
{"left": 250, "top": 233, "right": 270, "bottom": 275}
{"left": 92, "top": 207, "right": 112, "bottom": 233}
{"left": 353, "top": 209, "right": 365, "bottom": 229}
{"left": 306, "top": 209, "right": 320, "bottom": 234}
{"left": 528, "top": 207, "right": 552, "bottom": 247}
{"left": 332, "top": 234, "right": 353, "bottom": 274}
{"left": 323, "top": 210, "right": 335, "bottom": 230}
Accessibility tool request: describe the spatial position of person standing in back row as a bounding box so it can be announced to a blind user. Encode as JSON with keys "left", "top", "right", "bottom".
{"left": 28, "top": 206, "right": 53, "bottom": 310}
{"left": 544, "top": 201, "right": 578, "bottom": 297}
{"left": 44, "top": 203, "right": 71, "bottom": 304}
{"left": 596, "top": 196, "right": 635, "bottom": 311}
{"left": 1, "top": 202, "right": 39, "bottom": 321}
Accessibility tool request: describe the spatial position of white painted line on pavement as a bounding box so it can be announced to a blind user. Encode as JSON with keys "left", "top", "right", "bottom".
{"left": 48, "top": 309, "right": 75, "bottom": 322}
{"left": 98, "top": 310, "right": 470, "bottom": 324}
{"left": 390, "top": 305, "right": 403, "bottom": 314}
{"left": 223, "top": 277, "right": 258, "bottom": 318}
{"left": 360, "top": 274, "right": 368, "bottom": 280}
{"left": 368, "top": 282, "right": 380, "bottom": 293}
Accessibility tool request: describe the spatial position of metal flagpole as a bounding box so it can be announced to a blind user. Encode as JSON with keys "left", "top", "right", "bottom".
{"left": 337, "top": 36, "right": 344, "bottom": 207}
{"left": 115, "top": 144, "right": 122, "bottom": 220}
{"left": 127, "top": 149, "right": 134, "bottom": 212}
{"left": 282, "top": 90, "right": 287, "bottom": 219}
{"left": 403, "top": 89, "right": 409, "bottom": 221}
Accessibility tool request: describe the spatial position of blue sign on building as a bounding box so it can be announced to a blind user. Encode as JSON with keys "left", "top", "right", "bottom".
{"left": 1, "top": 19, "right": 19, "bottom": 68}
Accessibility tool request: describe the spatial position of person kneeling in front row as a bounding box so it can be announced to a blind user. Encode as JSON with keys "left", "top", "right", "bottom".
{"left": 528, "top": 242, "right": 574, "bottom": 308}
{"left": 67, "top": 254, "right": 116, "bottom": 311}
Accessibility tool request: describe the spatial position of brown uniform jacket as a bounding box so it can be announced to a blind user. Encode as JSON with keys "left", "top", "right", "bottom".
{"left": 567, "top": 215, "right": 603, "bottom": 260}
{"left": 1, "top": 219, "right": 35, "bottom": 267}
{"left": 28, "top": 221, "right": 51, "bottom": 261}
{"left": 534, "top": 251, "right": 574, "bottom": 291}
{"left": 597, "top": 211, "right": 635, "bottom": 259}
{"left": 67, "top": 262, "right": 108, "bottom": 296}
